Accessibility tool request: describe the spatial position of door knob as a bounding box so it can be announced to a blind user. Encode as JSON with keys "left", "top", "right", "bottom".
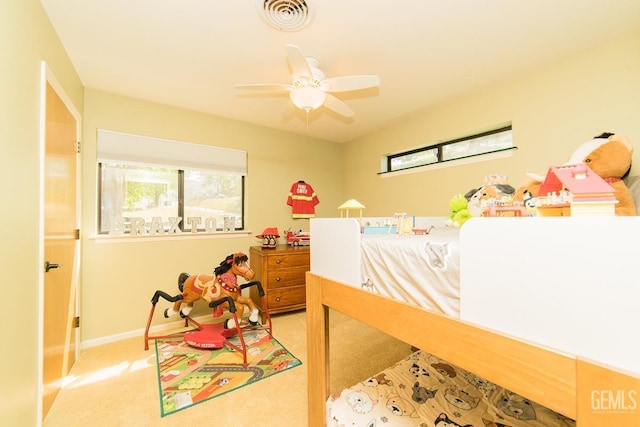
{"left": 45, "top": 261, "right": 62, "bottom": 272}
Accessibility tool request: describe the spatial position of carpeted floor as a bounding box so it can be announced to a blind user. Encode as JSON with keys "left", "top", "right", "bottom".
{"left": 44, "top": 309, "right": 413, "bottom": 427}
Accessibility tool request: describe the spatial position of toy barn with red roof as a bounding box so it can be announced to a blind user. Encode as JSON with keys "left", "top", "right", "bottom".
{"left": 536, "top": 163, "right": 618, "bottom": 216}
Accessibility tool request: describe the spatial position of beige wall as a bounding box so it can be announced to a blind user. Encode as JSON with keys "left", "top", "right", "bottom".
{"left": 80, "top": 29, "right": 640, "bottom": 344}
{"left": 80, "top": 89, "right": 342, "bottom": 342}
{"left": 342, "top": 30, "right": 640, "bottom": 217}
{"left": 0, "top": 1, "right": 84, "bottom": 425}
{"left": 3, "top": 2, "right": 638, "bottom": 424}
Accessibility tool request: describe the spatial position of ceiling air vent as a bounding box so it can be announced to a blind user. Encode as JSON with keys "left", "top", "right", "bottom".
{"left": 257, "top": 0, "right": 316, "bottom": 31}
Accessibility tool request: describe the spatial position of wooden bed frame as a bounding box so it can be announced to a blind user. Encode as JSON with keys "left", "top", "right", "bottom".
{"left": 306, "top": 217, "right": 640, "bottom": 426}
{"left": 306, "top": 272, "right": 639, "bottom": 426}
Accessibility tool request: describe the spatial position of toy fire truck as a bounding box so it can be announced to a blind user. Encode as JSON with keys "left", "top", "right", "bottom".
{"left": 285, "top": 229, "right": 310, "bottom": 246}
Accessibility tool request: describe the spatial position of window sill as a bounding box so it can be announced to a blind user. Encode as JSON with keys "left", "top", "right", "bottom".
{"left": 90, "top": 231, "right": 252, "bottom": 243}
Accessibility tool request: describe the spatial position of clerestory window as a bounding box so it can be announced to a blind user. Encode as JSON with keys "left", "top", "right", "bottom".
{"left": 382, "top": 125, "right": 516, "bottom": 175}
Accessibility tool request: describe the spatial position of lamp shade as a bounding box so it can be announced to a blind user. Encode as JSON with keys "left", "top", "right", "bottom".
{"left": 338, "top": 198, "right": 365, "bottom": 222}
{"left": 289, "top": 86, "right": 326, "bottom": 111}
{"left": 338, "top": 199, "right": 365, "bottom": 209}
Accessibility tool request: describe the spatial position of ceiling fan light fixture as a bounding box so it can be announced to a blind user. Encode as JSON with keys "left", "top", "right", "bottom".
{"left": 236, "top": 44, "right": 379, "bottom": 119}
{"left": 289, "top": 86, "right": 326, "bottom": 112}
{"left": 257, "top": 0, "right": 316, "bottom": 32}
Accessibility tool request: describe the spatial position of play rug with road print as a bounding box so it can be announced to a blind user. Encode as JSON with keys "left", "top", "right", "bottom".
{"left": 154, "top": 329, "right": 301, "bottom": 416}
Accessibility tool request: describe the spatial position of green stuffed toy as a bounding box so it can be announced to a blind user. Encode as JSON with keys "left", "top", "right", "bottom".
{"left": 446, "top": 194, "right": 473, "bottom": 228}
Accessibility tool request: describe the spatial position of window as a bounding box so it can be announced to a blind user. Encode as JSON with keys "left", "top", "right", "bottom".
{"left": 97, "top": 130, "right": 246, "bottom": 235}
{"left": 384, "top": 125, "right": 515, "bottom": 174}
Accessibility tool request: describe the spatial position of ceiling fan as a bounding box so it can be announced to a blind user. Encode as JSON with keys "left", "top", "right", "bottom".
{"left": 235, "top": 44, "right": 380, "bottom": 118}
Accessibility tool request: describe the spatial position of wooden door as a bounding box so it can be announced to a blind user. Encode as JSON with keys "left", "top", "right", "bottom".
{"left": 42, "top": 81, "right": 79, "bottom": 418}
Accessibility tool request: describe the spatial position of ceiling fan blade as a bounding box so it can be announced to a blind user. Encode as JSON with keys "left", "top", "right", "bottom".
{"left": 323, "top": 93, "right": 355, "bottom": 118}
{"left": 235, "top": 83, "right": 292, "bottom": 92}
{"left": 285, "top": 44, "right": 313, "bottom": 81}
{"left": 322, "top": 75, "right": 380, "bottom": 92}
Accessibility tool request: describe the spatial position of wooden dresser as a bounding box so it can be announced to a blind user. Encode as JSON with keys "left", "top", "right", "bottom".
{"left": 249, "top": 245, "right": 310, "bottom": 316}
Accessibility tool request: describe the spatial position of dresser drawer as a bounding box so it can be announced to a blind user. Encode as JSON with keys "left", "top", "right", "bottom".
{"left": 249, "top": 245, "right": 310, "bottom": 316}
{"left": 267, "top": 285, "right": 306, "bottom": 309}
{"left": 266, "top": 267, "right": 307, "bottom": 289}
{"left": 266, "top": 252, "right": 310, "bottom": 269}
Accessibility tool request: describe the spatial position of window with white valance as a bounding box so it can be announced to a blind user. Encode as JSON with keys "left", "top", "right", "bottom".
{"left": 96, "top": 130, "right": 246, "bottom": 236}
{"left": 97, "top": 129, "right": 247, "bottom": 174}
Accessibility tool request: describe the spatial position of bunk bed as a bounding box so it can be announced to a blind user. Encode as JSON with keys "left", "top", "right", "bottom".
{"left": 307, "top": 217, "right": 640, "bottom": 426}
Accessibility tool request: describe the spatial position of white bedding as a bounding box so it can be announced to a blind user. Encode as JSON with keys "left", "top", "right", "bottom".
{"left": 310, "top": 218, "right": 461, "bottom": 316}
{"left": 360, "top": 228, "right": 460, "bottom": 316}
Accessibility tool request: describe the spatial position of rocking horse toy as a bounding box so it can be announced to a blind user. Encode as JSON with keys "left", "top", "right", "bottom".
{"left": 143, "top": 252, "right": 272, "bottom": 368}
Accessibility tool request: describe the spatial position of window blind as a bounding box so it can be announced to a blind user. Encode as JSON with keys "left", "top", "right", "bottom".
{"left": 97, "top": 129, "right": 247, "bottom": 175}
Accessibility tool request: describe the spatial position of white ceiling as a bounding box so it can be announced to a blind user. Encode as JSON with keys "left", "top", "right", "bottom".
{"left": 40, "top": 0, "right": 640, "bottom": 143}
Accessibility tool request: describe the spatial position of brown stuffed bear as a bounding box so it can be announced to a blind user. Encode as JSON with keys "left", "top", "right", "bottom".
{"left": 514, "top": 133, "right": 636, "bottom": 216}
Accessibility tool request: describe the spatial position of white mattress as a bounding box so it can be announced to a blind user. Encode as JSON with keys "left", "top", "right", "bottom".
{"left": 360, "top": 227, "right": 460, "bottom": 316}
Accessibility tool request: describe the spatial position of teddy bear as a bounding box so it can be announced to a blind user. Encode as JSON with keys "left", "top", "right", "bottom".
{"left": 446, "top": 194, "right": 473, "bottom": 227}
{"left": 514, "top": 133, "right": 636, "bottom": 216}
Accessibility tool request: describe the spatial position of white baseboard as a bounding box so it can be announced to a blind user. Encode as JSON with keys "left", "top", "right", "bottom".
{"left": 80, "top": 313, "right": 222, "bottom": 349}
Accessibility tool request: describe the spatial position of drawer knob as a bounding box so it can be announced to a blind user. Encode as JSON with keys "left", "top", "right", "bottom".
{"left": 276, "top": 297, "right": 281, "bottom": 302}
{"left": 276, "top": 259, "right": 281, "bottom": 264}
{"left": 276, "top": 277, "right": 281, "bottom": 281}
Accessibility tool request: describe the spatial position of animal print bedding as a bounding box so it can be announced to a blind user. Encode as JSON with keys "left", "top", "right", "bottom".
{"left": 326, "top": 350, "right": 575, "bottom": 427}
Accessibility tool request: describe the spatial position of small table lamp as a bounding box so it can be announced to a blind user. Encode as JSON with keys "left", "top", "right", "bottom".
{"left": 338, "top": 199, "right": 365, "bottom": 225}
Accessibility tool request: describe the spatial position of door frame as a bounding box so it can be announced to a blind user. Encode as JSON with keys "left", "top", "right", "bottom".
{"left": 37, "top": 61, "right": 82, "bottom": 423}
